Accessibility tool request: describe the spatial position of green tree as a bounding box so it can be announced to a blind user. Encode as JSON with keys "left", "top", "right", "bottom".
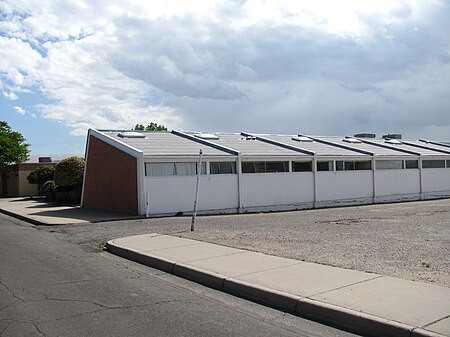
{"left": 0, "top": 121, "right": 29, "bottom": 172}
{"left": 27, "top": 165, "right": 55, "bottom": 195}
{"left": 54, "top": 157, "right": 85, "bottom": 189}
{"left": 134, "top": 122, "right": 167, "bottom": 131}
{"left": 53, "top": 156, "right": 85, "bottom": 203}
{"left": 27, "top": 165, "right": 55, "bottom": 185}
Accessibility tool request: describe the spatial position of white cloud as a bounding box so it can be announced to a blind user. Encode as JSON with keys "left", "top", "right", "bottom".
{"left": 0, "top": 0, "right": 449, "bottom": 140}
{"left": 3, "top": 91, "right": 18, "bottom": 100}
{"left": 13, "top": 106, "right": 26, "bottom": 115}
{"left": 0, "top": 36, "right": 42, "bottom": 87}
{"left": 34, "top": 38, "right": 182, "bottom": 135}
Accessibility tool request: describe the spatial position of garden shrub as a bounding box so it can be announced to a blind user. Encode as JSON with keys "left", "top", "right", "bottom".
{"left": 54, "top": 157, "right": 85, "bottom": 188}
{"left": 27, "top": 165, "right": 55, "bottom": 195}
{"left": 42, "top": 180, "right": 56, "bottom": 201}
{"left": 53, "top": 156, "right": 85, "bottom": 203}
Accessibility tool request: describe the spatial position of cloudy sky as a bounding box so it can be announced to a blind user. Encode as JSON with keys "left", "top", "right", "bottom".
{"left": 1, "top": 0, "right": 449, "bottom": 155}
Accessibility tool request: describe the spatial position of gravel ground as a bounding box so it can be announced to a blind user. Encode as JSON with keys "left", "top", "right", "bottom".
{"left": 45, "top": 199, "right": 450, "bottom": 287}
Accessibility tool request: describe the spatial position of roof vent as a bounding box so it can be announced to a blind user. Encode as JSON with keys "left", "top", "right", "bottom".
{"left": 353, "top": 133, "right": 376, "bottom": 139}
{"left": 38, "top": 157, "right": 52, "bottom": 163}
{"left": 194, "top": 133, "right": 220, "bottom": 140}
{"left": 117, "top": 131, "right": 146, "bottom": 139}
{"left": 292, "top": 136, "right": 313, "bottom": 142}
{"left": 342, "top": 137, "right": 361, "bottom": 144}
{"left": 385, "top": 139, "right": 403, "bottom": 145}
{"left": 382, "top": 133, "right": 402, "bottom": 140}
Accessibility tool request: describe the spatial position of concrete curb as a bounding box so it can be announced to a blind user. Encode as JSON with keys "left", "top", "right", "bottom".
{"left": 0, "top": 205, "right": 142, "bottom": 226}
{"left": 295, "top": 297, "right": 413, "bottom": 337}
{"left": 224, "top": 278, "right": 300, "bottom": 313}
{"left": 173, "top": 263, "right": 225, "bottom": 291}
{"left": 106, "top": 240, "right": 446, "bottom": 337}
{"left": 410, "top": 328, "right": 449, "bottom": 337}
{"left": 0, "top": 208, "right": 46, "bottom": 226}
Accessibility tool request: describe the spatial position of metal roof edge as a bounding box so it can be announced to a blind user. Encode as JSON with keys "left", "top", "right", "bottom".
{"left": 88, "top": 129, "right": 143, "bottom": 158}
{"left": 419, "top": 139, "right": 450, "bottom": 149}
{"left": 299, "top": 134, "right": 374, "bottom": 156}
{"left": 406, "top": 140, "right": 450, "bottom": 154}
{"left": 171, "top": 130, "right": 239, "bottom": 156}
{"left": 241, "top": 132, "right": 315, "bottom": 156}
{"left": 357, "top": 138, "right": 422, "bottom": 156}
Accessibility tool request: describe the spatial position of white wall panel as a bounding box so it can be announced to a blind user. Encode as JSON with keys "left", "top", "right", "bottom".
{"left": 316, "top": 171, "right": 373, "bottom": 201}
{"left": 144, "top": 166, "right": 449, "bottom": 215}
{"left": 241, "top": 173, "right": 314, "bottom": 208}
{"left": 145, "top": 175, "right": 238, "bottom": 214}
{"left": 375, "top": 170, "right": 420, "bottom": 196}
{"left": 422, "top": 169, "right": 450, "bottom": 192}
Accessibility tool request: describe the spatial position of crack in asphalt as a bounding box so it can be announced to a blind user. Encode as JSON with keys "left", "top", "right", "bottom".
{"left": 42, "top": 308, "right": 107, "bottom": 324}
{"left": 0, "top": 320, "right": 12, "bottom": 336}
{"left": 43, "top": 274, "right": 143, "bottom": 287}
{"left": 98, "top": 299, "right": 196, "bottom": 311}
{"left": 0, "top": 276, "right": 24, "bottom": 302}
{"left": 13, "top": 300, "right": 188, "bottom": 326}
{"left": 41, "top": 294, "right": 194, "bottom": 311}
{"left": 0, "top": 318, "right": 46, "bottom": 337}
{"left": 0, "top": 299, "right": 22, "bottom": 314}
{"left": 0, "top": 274, "right": 187, "bottom": 325}
{"left": 1, "top": 293, "right": 195, "bottom": 322}
{"left": 34, "top": 322, "right": 47, "bottom": 337}
{"left": 0, "top": 297, "right": 192, "bottom": 330}
{"left": 16, "top": 297, "right": 198, "bottom": 326}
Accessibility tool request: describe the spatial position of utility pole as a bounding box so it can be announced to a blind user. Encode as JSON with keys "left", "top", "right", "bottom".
{"left": 191, "top": 149, "right": 203, "bottom": 231}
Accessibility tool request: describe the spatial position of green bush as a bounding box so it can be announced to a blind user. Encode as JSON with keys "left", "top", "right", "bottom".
{"left": 53, "top": 157, "right": 85, "bottom": 203}
{"left": 27, "top": 165, "right": 55, "bottom": 185}
{"left": 42, "top": 180, "right": 56, "bottom": 201}
{"left": 54, "top": 157, "right": 85, "bottom": 188}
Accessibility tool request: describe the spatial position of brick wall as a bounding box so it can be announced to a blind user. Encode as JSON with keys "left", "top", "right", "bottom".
{"left": 82, "top": 136, "right": 138, "bottom": 214}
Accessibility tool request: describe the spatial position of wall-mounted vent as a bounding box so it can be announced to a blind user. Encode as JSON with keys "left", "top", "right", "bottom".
{"left": 343, "top": 137, "right": 361, "bottom": 144}
{"left": 385, "top": 139, "right": 403, "bottom": 145}
{"left": 194, "top": 133, "right": 220, "bottom": 140}
{"left": 117, "top": 131, "right": 146, "bottom": 139}
{"left": 292, "top": 136, "right": 314, "bottom": 142}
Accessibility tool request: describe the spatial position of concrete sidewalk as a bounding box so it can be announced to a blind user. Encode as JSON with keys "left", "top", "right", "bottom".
{"left": 107, "top": 234, "right": 450, "bottom": 337}
{"left": 0, "top": 197, "right": 138, "bottom": 225}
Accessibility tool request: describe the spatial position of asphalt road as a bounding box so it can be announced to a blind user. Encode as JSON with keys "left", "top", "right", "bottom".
{"left": 0, "top": 213, "right": 355, "bottom": 337}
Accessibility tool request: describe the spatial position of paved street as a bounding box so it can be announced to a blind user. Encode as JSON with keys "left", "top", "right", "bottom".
{"left": 0, "top": 213, "right": 355, "bottom": 337}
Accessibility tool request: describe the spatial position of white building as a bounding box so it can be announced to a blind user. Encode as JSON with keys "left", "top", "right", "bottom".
{"left": 81, "top": 129, "right": 450, "bottom": 216}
